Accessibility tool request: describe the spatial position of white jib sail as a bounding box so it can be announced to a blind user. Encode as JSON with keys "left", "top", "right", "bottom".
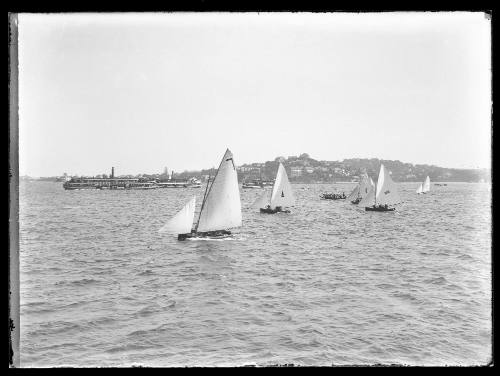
{"left": 252, "top": 190, "right": 270, "bottom": 209}
{"left": 347, "top": 185, "right": 360, "bottom": 201}
{"left": 159, "top": 196, "right": 196, "bottom": 234}
{"left": 270, "top": 163, "right": 294, "bottom": 209}
{"left": 423, "top": 176, "right": 431, "bottom": 192}
{"left": 359, "top": 185, "right": 375, "bottom": 207}
{"left": 196, "top": 149, "right": 242, "bottom": 232}
{"left": 375, "top": 164, "right": 401, "bottom": 206}
{"left": 416, "top": 183, "right": 423, "bottom": 194}
{"left": 358, "top": 173, "right": 372, "bottom": 199}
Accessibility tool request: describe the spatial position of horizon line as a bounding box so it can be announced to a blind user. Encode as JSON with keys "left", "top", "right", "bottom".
{"left": 20, "top": 155, "right": 491, "bottom": 178}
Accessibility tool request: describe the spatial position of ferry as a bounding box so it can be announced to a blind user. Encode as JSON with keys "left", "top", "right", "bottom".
{"left": 157, "top": 177, "right": 202, "bottom": 188}
{"left": 63, "top": 177, "right": 160, "bottom": 190}
{"left": 242, "top": 179, "right": 274, "bottom": 189}
{"left": 63, "top": 166, "right": 161, "bottom": 190}
{"left": 62, "top": 167, "right": 205, "bottom": 190}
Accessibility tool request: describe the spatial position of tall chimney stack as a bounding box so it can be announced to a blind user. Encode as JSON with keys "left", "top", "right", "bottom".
{"left": 111, "top": 167, "right": 114, "bottom": 179}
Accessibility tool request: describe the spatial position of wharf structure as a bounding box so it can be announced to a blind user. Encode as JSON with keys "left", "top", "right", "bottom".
{"left": 62, "top": 167, "right": 202, "bottom": 190}
{"left": 63, "top": 167, "right": 157, "bottom": 190}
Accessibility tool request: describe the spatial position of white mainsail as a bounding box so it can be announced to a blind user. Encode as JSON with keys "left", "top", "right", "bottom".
{"left": 269, "top": 163, "right": 294, "bottom": 209}
{"left": 423, "top": 176, "right": 431, "bottom": 192}
{"left": 252, "top": 190, "right": 270, "bottom": 209}
{"left": 196, "top": 149, "right": 242, "bottom": 232}
{"left": 159, "top": 196, "right": 196, "bottom": 234}
{"left": 374, "top": 164, "right": 401, "bottom": 206}
{"left": 416, "top": 183, "right": 423, "bottom": 194}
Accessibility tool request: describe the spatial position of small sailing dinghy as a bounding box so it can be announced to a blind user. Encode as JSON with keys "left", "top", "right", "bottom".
{"left": 159, "top": 149, "right": 242, "bottom": 240}
{"left": 423, "top": 176, "right": 431, "bottom": 193}
{"left": 360, "top": 164, "right": 401, "bottom": 212}
{"left": 416, "top": 176, "right": 430, "bottom": 194}
{"left": 347, "top": 173, "right": 375, "bottom": 204}
{"left": 254, "top": 162, "right": 294, "bottom": 214}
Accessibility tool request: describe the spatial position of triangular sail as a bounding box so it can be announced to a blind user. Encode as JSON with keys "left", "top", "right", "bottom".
{"left": 423, "top": 176, "right": 431, "bottom": 192}
{"left": 359, "top": 185, "right": 375, "bottom": 207}
{"left": 196, "top": 149, "right": 242, "bottom": 232}
{"left": 375, "top": 164, "right": 401, "bottom": 206}
{"left": 416, "top": 183, "right": 423, "bottom": 194}
{"left": 252, "top": 190, "right": 270, "bottom": 209}
{"left": 347, "top": 185, "right": 360, "bottom": 201}
{"left": 358, "top": 173, "right": 372, "bottom": 199}
{"left": 270, "top": 163, "right": 294, "bottom": 208}
{"left": 159, "top": 196, "right": 196, "bottom": 234}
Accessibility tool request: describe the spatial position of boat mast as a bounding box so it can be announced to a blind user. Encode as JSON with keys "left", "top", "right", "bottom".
{"left": 194, "top": 176, "right": 211, "bottom": 232}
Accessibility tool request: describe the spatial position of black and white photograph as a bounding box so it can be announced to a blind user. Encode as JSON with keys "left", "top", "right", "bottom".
{"left": 9, "top": 11, "right": 492, "bottom": 367}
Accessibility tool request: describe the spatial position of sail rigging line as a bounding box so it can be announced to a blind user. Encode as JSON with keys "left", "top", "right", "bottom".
{"left": 194, "top": 176, "right": 212, "bottom": 231}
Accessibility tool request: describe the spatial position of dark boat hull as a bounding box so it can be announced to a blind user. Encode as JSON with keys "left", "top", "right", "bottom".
{"left": 320, "top": 193, "right": 346, "bottom": 200}
{"left": 365, "top": 206, "right": 395, "bottom": 212}
{"left": 178, "top": 230, "right": 231, "bottom": 241}
{"left": 260, "top": 207, "right": 291, "bottom": 214}
{"left": 351, "top": 198, "right": 361, "bottom": 204}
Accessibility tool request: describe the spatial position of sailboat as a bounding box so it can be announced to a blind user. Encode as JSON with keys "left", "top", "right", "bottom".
{"left": 347, "top": 173, "right": 375, "bottom": 204}
{"left": 159, "top": 149, "right": 242, "bottom": 240}
{"left": 416, "top": 182, "right": 423, "bottom": 194}
{"left": 423, "top": 176, "right": 431, "bottom": 193}
{"left": 416, "top": 176, "right": 430, "bottom": 194}
{"left": 253, "top": 162, "right": 294, "bottom": 214}
{"left": 360, "top": 164, "right": 402, "bottom": 212}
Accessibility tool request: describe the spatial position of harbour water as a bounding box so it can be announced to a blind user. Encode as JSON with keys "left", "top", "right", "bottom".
{"left": 18, "top": 181, "right": 491, "bottom": 366}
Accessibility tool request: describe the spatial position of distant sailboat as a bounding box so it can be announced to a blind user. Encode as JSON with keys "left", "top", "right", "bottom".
{"left": 348, "top": 173, "right": 375, "bottom": 204}
{"left": 159, "top": 149, "right": 242, "bottom": 240}
{"left": 347, "top": 185, "right": 360, "bottom": 202}
{"left": 255, "top": 162, "right": 294, "bottom": 214}
{"left": 423, "top": 176, "right": 431, "bottom": 193}
{"left": 361, "top": 164, "right": 402, "bottom": 212}
{"left": 416, "top": 182, "right": 423, "bottom": 194}
{"left": 416, "top": 176, "right": 431, "bottom": 194}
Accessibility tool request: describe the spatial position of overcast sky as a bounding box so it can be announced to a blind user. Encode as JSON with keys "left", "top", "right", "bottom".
{"left": 18, "top": 12, "right": 491, "bottom": 177}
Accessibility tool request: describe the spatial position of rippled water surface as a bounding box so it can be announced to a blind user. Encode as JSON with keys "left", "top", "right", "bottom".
{"left": 19, "top": 181, "right": 491, "bottom": 366}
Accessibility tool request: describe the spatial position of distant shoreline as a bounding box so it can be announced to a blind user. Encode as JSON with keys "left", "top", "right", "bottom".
{"left": 20, "top": 179, "right": 490, "bottom": 184}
